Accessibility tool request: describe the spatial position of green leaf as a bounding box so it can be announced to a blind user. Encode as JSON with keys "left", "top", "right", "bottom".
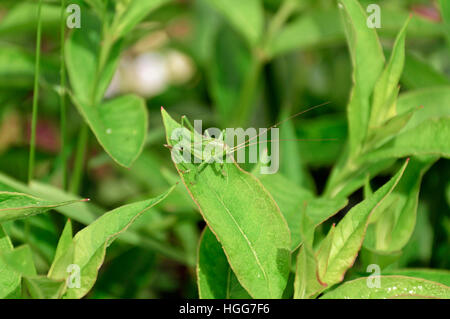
{"left": 381, "top": 269, "right": 450, "bottom": 286}
{"left": 0, "top": 192, "right": 83, "bottom": 223}
{"left": 0, "top": 174, "right": 188, "bottom": 265}
{"left": 207, "top": 0, "right": 264, "bottom": 47}
{"left": 72, "top": 94, "right": 148, "bottom": 167}
{"left": 365, "top": 117, "right": 450, "bottom": 161}
{"left": 197, "top": 227, "right": 251, "bottom": 299}
{"left": 258, "top": 173, "right": 312, "bottom": 249}
{"left": 23, "top": 276, "right": 65, "bottom": 299}
{"left": 293, "top": 209, "right": 326, "bottom": 299}
{"left": 370, "top": 17, "right": 410, "bottom": 127}
{"left": 397, "top": 87, "right": 450, "bottom": 130}
{"left": 321, "top": 276, "right": 450, "bottom": 299}
{"left": 258, "top": 173, "right": 347, "bottom": 251}
{"left": 161, "top": 108, "right": 291, "bottom": 298}
{"left": 113, "top": 0, "right": 169, "bottom": 37}
{"left": 0, "top": 226, "right": 21, "bottom": 298}
{"left": 65, "top": 13, "right": 122, "bottom": 106}
{"left": 1, "top": 245, "right": 37, "bottom": 277}
{"left": 268, "top": 8, "right": 344, "bottom": 58}
{"left": 63, "top": 187, "right": 174, "bottom": 299}
{"left": 339, "top": 0, "right": 385, "bottom": 155}
{"left": 0, "top": 174, "right": 100, "bottom": 224}
{"left": 364, "top": 156, "right": 436, "bottom": 252}
{"left": 317, "top": 160, "right": 408, "bottom": 287}
{"left": 48, "top": 219, "right": 73, "bottom": 280}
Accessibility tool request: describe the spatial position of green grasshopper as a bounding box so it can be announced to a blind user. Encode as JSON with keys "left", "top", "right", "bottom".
{"left": 165, "top": 102, "right": 331, "bottom": 180}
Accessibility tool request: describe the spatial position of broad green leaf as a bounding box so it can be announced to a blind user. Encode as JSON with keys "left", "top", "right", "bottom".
{"left": 397, "top": 87, "right": 450, "bottom": 131}
{"left": 23, "top": 276, "right": 65, "bottom": 299}
{"left": 339, "top": 0, "right": 385, "bottom": 155}
{"left": 65, "top": 13, "right": 122, "bottom": 106}
{"left": 317, "top": 160, "right": 408, "bottom": 287}
{"left": 381, "top": 269, "right": 450, "bottom": 286}
{"left": 207, "top": 0, "right": 264, "bottom": 47}
{"left": 162, "top": 108, "right": 291, "bottom": 298}
{"left": 48, "top": 219, "right": 73, "bottom": 280}
{"left": 258, "top": 173, "right": 347, "bottom": 250}
{"left": 258, "top": 173, "right": 313, "bottom": 250}
{"left": 72, "top": 94, "right": 148, "bottom": 167}
{"left": 113, "top": 0, "right": 169, "bottom": 37}
{"left": 0, "top": 225, "right": 21, "bottom": 298}
{"left": 268, "top": 9, "right": 344, "bottom": 58}
{"left": 0, "top": 192, "right": 83, "bottom": 223}
{"left": 1, "top": 245, "right": 37, "bottom": 277}
{"left": 293, "top": 210, "right": 326, "bottom": 299}
{"left": 197, "top": 227, "right": 251, "bottom": 299}
{"left": 321, "top": 276, "right": 450, "bottom": 299}
{"left": 63, "top": 187, "right": 175, "bottom": 299}
{"left": 370, "top": 18, "right": 410, "bottom": 127}
{"left": 365, "top": 117, "right": 450, "bottom": 161}
{"left": 364, "top": 156, "right": 436, "bottom": 252}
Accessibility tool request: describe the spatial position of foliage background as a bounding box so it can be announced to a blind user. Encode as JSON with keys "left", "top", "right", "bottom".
{"left": 0, "top": 0, "right": 448, "bottom": 298}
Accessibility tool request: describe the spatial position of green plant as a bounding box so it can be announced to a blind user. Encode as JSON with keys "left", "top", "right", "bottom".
{"left": 0, "top": 0, "right": 449, "bottom": 299}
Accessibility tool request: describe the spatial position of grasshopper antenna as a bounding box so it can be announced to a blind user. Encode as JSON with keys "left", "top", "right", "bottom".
{"left": 229, "top": 138, "right": 339, "bottom": 153}
{"left": 233, "top": 101, "right": 331, "bottom": 150}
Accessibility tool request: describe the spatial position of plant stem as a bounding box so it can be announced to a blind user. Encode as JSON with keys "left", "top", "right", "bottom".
{"left": 233, "top": 0, "right": 298, "bottom": 127}
{"left": 233, "top": 57, "right": 262, "bottom": 127}
{"left": 69, "top": 5, "right": 113, "bottom": 194}
{"left": 69, "top": 124, "right": 89, "bottom": 194}
{"left": 60, "top": 0, "right": 67, "bottom": 189}
{"left": 28, "top": 0, "right": 43, "bottom": 184}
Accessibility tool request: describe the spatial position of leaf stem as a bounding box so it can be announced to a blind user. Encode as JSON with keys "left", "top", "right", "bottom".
{"left": 69, "top": 124, "right": 89, "bottom": 194}
{"left": 60, "top": 0, "right": 67, "bottom": 189}
{"left": 28, "top": 0, "right": 43, "bottom": 184}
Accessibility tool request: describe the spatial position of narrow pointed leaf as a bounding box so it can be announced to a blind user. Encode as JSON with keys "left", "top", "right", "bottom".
{"left": 63, "top": 187, "right": 174, "bottom": 299}
{"left": 0, "top": 192, "right": 83, "bottom": 223}
{"left": 317, "top": 160, "right": 409, "bottom": 287}
{"left": 370, "top": 18, "right": 410, "bottom": 127}
{"left": 339, "top": 0, "right": 385, "bottom": 154}
{"left": 364, "top": 156, "right": 436, "bottom": 252}
{"left": 365, "top": 117, "right": 450, "bottom": 161}
{"left": 197, "top": 227, "right": 251, "bottom": 299}
{"left": 0, "top": 226, "right": 21, "bottom": 298}
{"left": 321, "top": 276, "right": 450, "bottom": 299}
{"left": 48, "top": 219, "right": 73, "bottom": 280}
{"left": 72, "top": 94, "right": 148, "bottom": 167}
